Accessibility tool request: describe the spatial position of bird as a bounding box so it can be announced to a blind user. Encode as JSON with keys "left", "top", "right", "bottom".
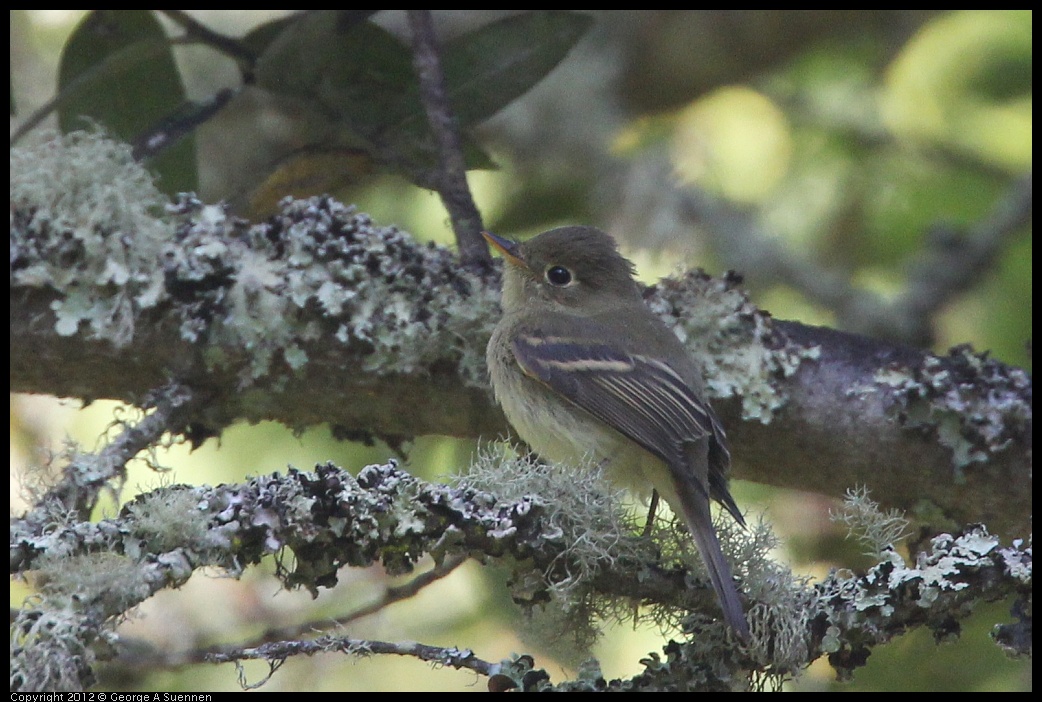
{"left": 483, "top": 225, "right": 749, "bottom": 639}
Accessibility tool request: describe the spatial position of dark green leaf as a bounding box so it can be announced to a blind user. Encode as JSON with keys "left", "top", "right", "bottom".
{"left": 253, "top": 11, "right": 589, "bottom": 185}
{"left": 255, "top": 11, "right": 417, "bottom": 127}
{"left": 254, "top": 12, "right": 435, "bottom": 173}
{"left": 58, "top": 10, "right": 197, "bottom": 195}
{"left": 241, "top": 14, "right": 299, "bottom": 60}
{"left": 441, "top": 11, "right": 594, "bottom": 127}
{"left": 246, "top": 9, "right": 381, "bottom": 60}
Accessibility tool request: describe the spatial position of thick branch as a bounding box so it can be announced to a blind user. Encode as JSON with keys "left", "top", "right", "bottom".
{"left": 10, "top": 183, "right": 1031, "bottom": 535}
{"left": 11, "top": 463, "right": 1030, "bottom": 691}
{"left": 10, "top": 462, "right": 727, "bottom": 614}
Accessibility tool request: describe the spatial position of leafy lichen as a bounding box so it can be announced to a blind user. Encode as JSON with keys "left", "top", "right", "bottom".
{"left": 167, "top": 195, "right": 503, "bottom": 386}
{"left": 875, "top": 344, "right": 1031, "bottom": 475}
{"left": 648, "top": 270, "right": 819, "bottom": 422}
{"left": 11, "top": 131, "right": 503, "bottom": 391}
{"left": 10, "top": 129, "right": 172, "bottom": 346}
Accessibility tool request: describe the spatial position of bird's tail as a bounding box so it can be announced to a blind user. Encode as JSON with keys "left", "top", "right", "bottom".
{"left": 682, "top": 498, "right": 749, "bottom": 640}
{"left": 671, "top": 450, "right": 749, "bottom": 640}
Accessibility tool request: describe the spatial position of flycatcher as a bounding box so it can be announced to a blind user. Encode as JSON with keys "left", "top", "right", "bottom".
{"left": 483, "top": 225, "right": 749, "bottom": 639}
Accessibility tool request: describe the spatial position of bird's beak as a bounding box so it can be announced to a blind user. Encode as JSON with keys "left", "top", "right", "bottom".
{"left": 482, "top": 231, "right": 527, "bottom": 270}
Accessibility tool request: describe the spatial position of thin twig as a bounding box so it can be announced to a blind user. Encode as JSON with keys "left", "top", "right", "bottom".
{"left": 204, "top": 634, "right": 499, "bottom": 678}
{"left": 16, "top": 382, "right": 198, "bottom": 523}
{"left": 339, "top": 554, "right": 470, "bottom": 625}
{"left": 11, "top": 38, "right": 187, "bottom": 145}
{"left": 678, "top": 166, "right": 1033, "bottom": 346}
{"left": 131, "top": 88, "right": 237, "bottom": 162}
{"left": 11, "top": 11, "right": 248, "bottom": 147}
{"left": 406, "top": 10, "right": 490, "bottom": 268}
{"left": 232, "top": 555, "right": 470, "bottom": 647}
{"left": 157, "top": 10, "right": 257, "bottom": 65}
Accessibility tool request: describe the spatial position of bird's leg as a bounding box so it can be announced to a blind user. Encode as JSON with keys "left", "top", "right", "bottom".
{"left": 642, "top": 489, "right": 660, "bottom": 537}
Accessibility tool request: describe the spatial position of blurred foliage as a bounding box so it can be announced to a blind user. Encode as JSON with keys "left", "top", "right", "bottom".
{"left": 10, "top": 10, "right": 1030, "bottom": 692}
{"left": 56, "top": 10, "right": 197, "bottom": 194}
{"left": 20, "top": 10, "right": 592, "bottom": 211}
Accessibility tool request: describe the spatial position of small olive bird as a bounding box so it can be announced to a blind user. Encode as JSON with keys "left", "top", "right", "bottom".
{"left": 484, "top": 225, "right": 749, "bottom": 639}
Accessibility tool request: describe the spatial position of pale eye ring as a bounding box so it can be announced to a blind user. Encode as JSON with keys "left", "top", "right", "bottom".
{"left": 545, "top": 265, "right": 573, "bottom": 286}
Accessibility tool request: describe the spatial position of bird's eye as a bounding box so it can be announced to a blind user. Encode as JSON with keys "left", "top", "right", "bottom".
{"left": 545, "top": 265, "right": 573, "bottom": 286}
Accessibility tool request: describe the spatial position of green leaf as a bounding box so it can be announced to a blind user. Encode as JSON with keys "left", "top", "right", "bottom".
{"left": 246, "top": 10, "right": 380, "bottom": 67}
{"left": 255, "top": 12, "right": 458, "bottom": 176}
{"left": 252, "top": 11, "right": 591, "bottom": 185}
{"left": 241, "top": 15, "right": 299, "bottom": 60}
{"left": 57, "top": 10, "right": 197, "bottom": 195}
{"left": 441, "top": 11, "right": 594, "bottom": 127}
{"left": 255, "top": 11, "right": 416, "bottom": 127}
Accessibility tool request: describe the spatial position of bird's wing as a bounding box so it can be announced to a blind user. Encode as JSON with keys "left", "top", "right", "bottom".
{"left": 511, "top": 325, "right": 724, "bottom": 492}
{"left": 512, "top": 322, "right": 749, "bottom": 636}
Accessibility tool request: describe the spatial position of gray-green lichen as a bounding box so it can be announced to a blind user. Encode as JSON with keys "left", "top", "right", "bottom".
{"left": 10, "top": 129, "right": 172, "bottom": 346}
{"left": 171, "top": 194, "right": 501, "bottom": 386}
{"left": 459, "top": 446, "right": 817, "bottom": 679}
{"left": 10, "top": 130, "right": 502, "bottom": 388}
{"left": 11, "top": 606, "right": 110, "bottom": 692}
{"left": 457, "top": 447, "right": 643, "bottom": 595}
{"left": 817, "top": 524, "right": 1030, "bottom": 678}
{"left": 830, "top": 486, "right": 912, "bottom": 558}
{"left": 874, "top": 344, "right": 1032, "bottom": 475}
{"left": 648, "top": 270, "right": 818, "bottom": 422}
{"left": 455, "top": 448, "right": 642, "bottom": 665}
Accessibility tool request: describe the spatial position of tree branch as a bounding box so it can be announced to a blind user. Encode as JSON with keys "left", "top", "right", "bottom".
{"left": 16, "top": 381, "right": 200, "bottom": 526}
{"left": 11, "top": 462, "right": 1030, "bottom": 691}
{"left": 9, "top": 132, "right": 1031, "bottom": 535}
{"left": 205, "top": 635, "right": 499, "bottom": 681}
{"left": 157, "top": 10, "right": 258, "bottom": 65}
{"left": 406, "top": 10, "right": 490, "bottom": 268}
{"left": 897, "top": 172, "right": 1033, "bottom": 333}
{"left": 676, "top": 168, "right": 1033, "bottom": 347}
